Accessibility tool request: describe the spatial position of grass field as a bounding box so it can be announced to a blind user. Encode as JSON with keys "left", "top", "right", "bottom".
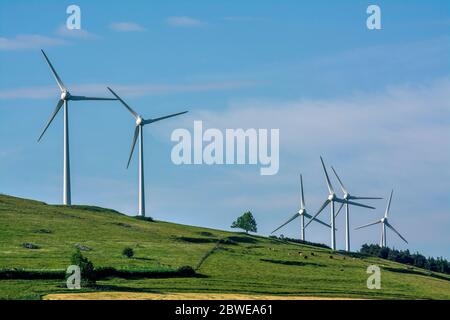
{"left": 0, "top": 194, "right": 449, "bottom": 300}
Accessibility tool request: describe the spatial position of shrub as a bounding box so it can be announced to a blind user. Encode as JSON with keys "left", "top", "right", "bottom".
{"left": 70, "top": 250, "right": 95, "bottom": 286}
{"left": 122, "top": 247, "right": 134, "bottom": 258}
{"left": 22, "top": 243, "right": 40, "bottom": 249}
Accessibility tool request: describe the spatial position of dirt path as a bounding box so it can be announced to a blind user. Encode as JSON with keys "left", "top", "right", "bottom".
{"left": 44, "top": 292, "right": 359, "bottom": 300}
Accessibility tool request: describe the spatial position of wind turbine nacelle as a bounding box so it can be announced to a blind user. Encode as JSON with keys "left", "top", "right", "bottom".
{"left": 136, "top": 117, "right": 143, "bottom": 126}
{"left": 61, "top": 91, "right": 70, "bottom": 100}
{"left": 328, "top": 194, "right": 336, "bottom": 201}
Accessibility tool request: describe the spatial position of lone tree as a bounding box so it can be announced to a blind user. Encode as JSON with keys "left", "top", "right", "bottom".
{"left": 231, "top": 211, "right": 257, "bottom": 234}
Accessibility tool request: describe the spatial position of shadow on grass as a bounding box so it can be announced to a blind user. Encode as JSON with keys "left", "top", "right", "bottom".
{"left": 226, "top": 236, "right": 258, "bottom": 244}
{"left": 0, "top": 268, "right": 207, "bottom": 281}
{"left": 383, "top": 267, "right": 450, "bottom": 282}
{"left": 93, "top": 284, "right": 164, "bottom": 294}
{"left": 176, "top": 236, "right": 218, "bottom": 244}
{"left": 260, "top": 259, "right": 325, "bottom": 267}
{"left": 133, "top": 257, "right": 154, "bottom": 261}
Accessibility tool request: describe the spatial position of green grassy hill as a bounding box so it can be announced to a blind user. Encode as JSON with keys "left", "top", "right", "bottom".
{"left": 0, "top": 194, "right": 449, "bottom": 300}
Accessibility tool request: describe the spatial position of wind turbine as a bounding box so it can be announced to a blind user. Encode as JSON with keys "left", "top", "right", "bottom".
{"left": 355, "top": 190, "right": 407, "bottom": 247}
{"left": 37, "top": 50, "right": 117, "bottom": 205}
{"left": 271, "top": 174, "right": 331, "bottom": 241}
{"left": 331, "top": 166, "right": 382, "bottom": 252}
{"left": 305, "top": 157, "right": 375, "bottom": 250}
{"left": 107, "top": 87, "right": 187, "bottom": 217}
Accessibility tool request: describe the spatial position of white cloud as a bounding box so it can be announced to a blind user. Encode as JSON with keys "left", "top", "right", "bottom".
{"left": 223, "top": 16, "right": 264, "bottom": 22}
{"left": 56, "top": 25, "right": 98, "bottom": 39}
{"left": 109, "top": 22, "right": 147, "bottom": 32}
{"left": 0, "top": 81, "right": 256, "bottom": 100}
{"left": 0, "top": 34, "right": 66, "bottom": 51}
{"left": 166, "top": 16, "right": 204, "bottom": 27}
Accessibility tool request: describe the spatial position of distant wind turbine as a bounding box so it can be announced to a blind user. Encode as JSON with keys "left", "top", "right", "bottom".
{"left": 271, "top": 174, "right": 331, "bottom": 241}
{"left": 331, "top": 166, "right": 382, "bottom": 252}
{"left": 37, "top": 50, "right": 117, "bottom": 205}
{"left": 305, "top": 157, "right": 375, "bottom": 250}
{"left": 107, "top": 87, "right": 187, "bottom": 217}
{"left": 355, "top": 190, "right": 407, "bottom": 247}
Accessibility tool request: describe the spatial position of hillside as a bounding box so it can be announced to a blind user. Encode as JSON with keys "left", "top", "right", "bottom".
{"left": 0, "top": 194, "right": 449, "bottom": 300}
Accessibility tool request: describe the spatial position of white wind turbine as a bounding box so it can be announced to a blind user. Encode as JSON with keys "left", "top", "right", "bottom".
{"left": 355, "top": 190, "right": 407, "bottom": 248}
{"left": 305, "top": 157, "right": 375, "bottom": 250}
{"left": 37, "top": 50, "right": 117, "bottom": 205}
{"left": 271, "top": 174, "right": 331, "bottom": 241}
{"left": 331, "top": 166, "right": 382, "bottom": 252}
{"left": 107, "top": 87, "right": 187, "bottom": 217}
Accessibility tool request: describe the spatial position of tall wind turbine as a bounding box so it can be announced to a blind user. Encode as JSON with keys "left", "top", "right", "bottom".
{"left": 331, "top": 166, "right": 382, "bottom": 252}
{"left": 305, "top": 157, "right": 375, "bottom": 250}
{"left": 107, "top": 87, "right": 187, "bottom": 217}
{"left": 355, "top": 190, "right": 407, "bottom": 247}
{"left": 37, "top": 50, "right": 117, "bottom": 205}
{"left": 271, "top": 174, "right": 331, "bottom": 241}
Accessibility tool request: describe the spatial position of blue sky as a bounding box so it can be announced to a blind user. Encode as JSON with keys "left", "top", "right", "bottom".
{"left": 0, "top": 1, "right": 449, "bottom": 258}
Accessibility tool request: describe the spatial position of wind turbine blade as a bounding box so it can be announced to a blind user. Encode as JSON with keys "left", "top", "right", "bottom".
{"left": 331, "top": 166, "right": 348, "bottom": 195}
{"left": 126, "top": 126, "right": 139, "bottom": 168}
{"left": 304, "top": 212, "right": 331, "bottom": 228}
{"left": 144, "top": 111, "right": 188, "bottom": 125}
{"left": 386, "top": 222, "right": 408, "bottom": 244}
{"left": 271, "top": 213, "right": 300, "bottom": 234}
{"left": 305, "top": 199, "right": 330, "bottom": 228}
{"left": 355, "top": 220, "right": 381, "bottom": 230}
{"left": 320, "top": 156, "right": 334, "bottom": 194}
{"left": 350, "top": 196, "right": 383, "bottom": 200}
{"left": 37, "top": 99, "right": 64, "bottom": 142}
{"left": 69, "top": 96, "right": 117, "bottom": 101}
{"left": 41, "top": 50, "right": 66, "bottom": 92}
{"left": 385, "top": 190, "right": 394, "bottom": 218}
{"left": 346, "top": 200, "right": 375, "bottom": 210}
{"left": 300, "top": 174, "right": 305, "bottom": 210}
{"left": 107, "top": 87, "right": 139, "bottom": 119}
{"left": 335, "top": 202, "right": 344, "bottom": 218}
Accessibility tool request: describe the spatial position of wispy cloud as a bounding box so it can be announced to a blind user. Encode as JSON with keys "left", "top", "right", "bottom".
{"left": 0, "top": 34, "right": 66, "bottom": 51}
{"left": 166, "top": 16, "right": 204, "bottom": 28}
{"left": 109, "top": 22, "right": 147, "bottom": 32}
{"left": 223, "top": 16, "right": 265, "bottom": 22}
{"left": 0, "top": 81, "right": 256, "bottom": 100}
{"left": 56, "top": 25, "right": 99, "bottom": 39}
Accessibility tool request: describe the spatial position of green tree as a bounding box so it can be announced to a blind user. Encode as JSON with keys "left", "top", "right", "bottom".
{"left": 70, "top": 250, "right": 96, "bottom": 286}
{"left": 231, "top": 211, "right": 257, "bottom": 234}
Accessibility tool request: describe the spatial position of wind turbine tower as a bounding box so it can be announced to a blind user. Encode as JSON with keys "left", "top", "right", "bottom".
{"left": 271, "top": 174, "right": 331, "bottom": 241}
{"left": 306, "top": 157, "right": 375, "bottom": 250}
{"left": 37, "top": 50, "right": 116, "bottom": 205}
{"left": 107, "top": 87, "right": 187, "bottom": 217}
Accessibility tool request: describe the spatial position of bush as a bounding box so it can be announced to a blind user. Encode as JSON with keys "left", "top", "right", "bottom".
{"left": 122, "top": 247, "right": 134, "bottom": 258}
{"left": 70, "top": 250, "right": 96, "bottom": 286}
{"left": 22, "top": 243, "right": 40, "bottom": 250}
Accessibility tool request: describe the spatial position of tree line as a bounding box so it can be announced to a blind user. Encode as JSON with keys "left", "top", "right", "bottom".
{"left": 360, "top": 244, "right": 450, "bottom": 275}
